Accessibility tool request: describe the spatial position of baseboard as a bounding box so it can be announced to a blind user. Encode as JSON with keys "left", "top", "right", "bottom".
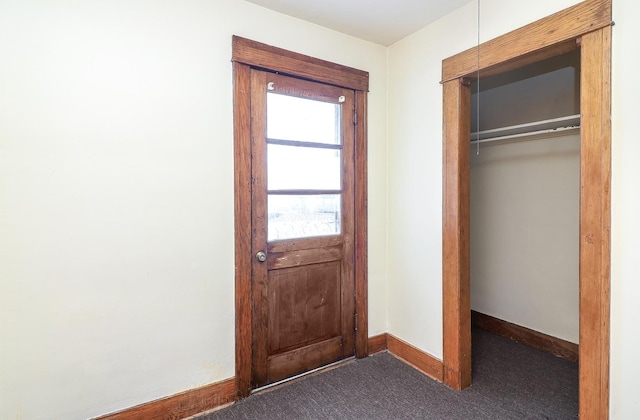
{"left": 367, "top": 333, "right": 388, "bottom": 354}
{"left": 387, "top": 334, "right": 444, "bottom": 382}
{"left": 95, "top": 334, "right": 444, "bottom": 419}
{"left": 94, "top": 377, "right": 237, "bottom": 420}
{"left": 471, "top": 310, "right": 579, "bottom": 363}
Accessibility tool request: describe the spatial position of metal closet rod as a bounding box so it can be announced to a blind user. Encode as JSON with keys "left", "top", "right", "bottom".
{"left": 470, "top": 114, "right": 581, "bottom": 145}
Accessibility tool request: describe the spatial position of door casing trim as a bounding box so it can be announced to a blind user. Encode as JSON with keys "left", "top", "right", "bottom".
{"left": 232, "top": 36, "right": 369, "bottom": 398}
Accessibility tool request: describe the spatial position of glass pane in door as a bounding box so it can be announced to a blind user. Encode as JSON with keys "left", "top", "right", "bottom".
{"left": 267, "top": 144, "right": 341, "bottom": 191}
{"left": 268, "top": 195, "right": 341, "bottom": 241}
{"left": 267, "top": 93, "right": 341, "bottom": 144}
{"left": 266, "top": 90, "right": 343, "bottom": 241}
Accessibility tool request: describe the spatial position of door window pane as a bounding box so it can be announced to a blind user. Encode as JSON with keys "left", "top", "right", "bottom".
{"left": 268, "top": 195, "right": 341, "bottom": 241}
{"left": 267, "top": 93, "right": 340, "bottom": 145}
{"left": 268, "top": 144, "right": 341, "bottom": 191}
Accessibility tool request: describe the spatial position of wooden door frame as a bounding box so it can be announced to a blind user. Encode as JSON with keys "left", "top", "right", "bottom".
{"left": 232, "top": 36, "right": 370, "bottom": 398}
{"left": 441, "top": 1, "right": 612, "bottom": 418}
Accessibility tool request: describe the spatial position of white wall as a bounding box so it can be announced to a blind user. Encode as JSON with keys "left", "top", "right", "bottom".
{"left": 0, "top": 1, "right": 388, "bottom": 419}
{"left": 470, "top": 134, "right": 580, "bottom": 343}
{"left": 469, "top": 55, "right": 580, "bottom": 343}
{"left": 386, "top": 1, "right": 476, "bottom": 358}
{"left": 610, "top": 0, "right": 640, "bottom": 418}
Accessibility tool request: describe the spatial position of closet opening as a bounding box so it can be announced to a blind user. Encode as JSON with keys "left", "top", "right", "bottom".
{"left": 468, "top": 50, "right": 581, "bottom": 417}
{"left": 441, "top": 3, "right": 612, "bottom": 418}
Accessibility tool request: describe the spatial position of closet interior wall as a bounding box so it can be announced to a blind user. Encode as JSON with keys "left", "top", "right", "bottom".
{"left": 469, "top": 51, "right": 581, "bottom": 344}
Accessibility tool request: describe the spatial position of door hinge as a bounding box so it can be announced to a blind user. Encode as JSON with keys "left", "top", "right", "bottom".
{"left": 353, "top": 108, "right": 358, "bottom": 126}
{"left": 354, "top": 313, "right": 358, "bottom": 331}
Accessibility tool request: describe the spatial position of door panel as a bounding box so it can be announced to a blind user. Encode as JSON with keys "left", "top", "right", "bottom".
{"left": 268, "top": 262, "right": 341, "bottom": 353}
{"left": 250, "top": 70, "right": 356, "bottom": 387}
{"left": 268, "top": 337, "right": 344, "bottom": 383}
{"left": 267, "top": 244, "right": 342, "bottom": 270}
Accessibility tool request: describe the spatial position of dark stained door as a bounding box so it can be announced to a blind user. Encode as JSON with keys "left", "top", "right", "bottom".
{"left": 250, "top": 70, "right": 356, "bottom": 387}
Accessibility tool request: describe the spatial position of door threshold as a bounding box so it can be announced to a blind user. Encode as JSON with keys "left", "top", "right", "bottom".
{"left": 251, "top": 357, "right": 356, "bottom": 395}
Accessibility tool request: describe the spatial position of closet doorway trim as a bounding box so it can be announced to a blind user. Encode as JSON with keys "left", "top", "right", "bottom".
{"left": 441, "top": 1, "right": 612, "bottom": 419}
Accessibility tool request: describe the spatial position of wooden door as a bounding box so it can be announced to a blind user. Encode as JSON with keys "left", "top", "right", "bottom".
{"left": 249, "top": 70, "right": 356, "bottom": 388}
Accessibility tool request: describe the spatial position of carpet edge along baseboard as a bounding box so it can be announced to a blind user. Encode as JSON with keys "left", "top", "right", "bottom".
{"left": 471, "top": 310, "right": 579, "bottom": 363}
{"left": 93, "top": 333, "right": 445, "bottom": 419}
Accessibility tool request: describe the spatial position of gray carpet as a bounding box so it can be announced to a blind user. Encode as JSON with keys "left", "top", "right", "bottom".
{"left": 195, "top": 329, "right": 578, "bottom": 419}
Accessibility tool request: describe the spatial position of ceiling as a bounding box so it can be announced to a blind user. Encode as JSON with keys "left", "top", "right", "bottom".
{"left": 244, "top": 0, "right": 473, "bottom": 46}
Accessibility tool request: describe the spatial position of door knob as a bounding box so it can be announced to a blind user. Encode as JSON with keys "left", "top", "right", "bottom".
{"left": 256, "top": 251, "right": 267, "bottom": 262}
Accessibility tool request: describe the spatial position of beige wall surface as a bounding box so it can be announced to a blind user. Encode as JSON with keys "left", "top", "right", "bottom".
{"left": 470, "top": 134, "right": 580, "bottom": 343}
{"left": 2, "top": 0, "right": 639, "bottom": 418}
{"left": 0, "top": 1, "right": 388, "bottom": 419}
{"left": 610, "top": 0, "right": 640, "bottom": 417}
{"left": 468, "top": 56, "right": 581, "bottom": 344}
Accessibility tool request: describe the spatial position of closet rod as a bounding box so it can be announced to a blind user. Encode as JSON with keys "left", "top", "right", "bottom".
{"left": 470, "top": 125, "right": 580, "bottom": 146}
{"left": 470, "top": 114, "right": 580, "bottom": 144}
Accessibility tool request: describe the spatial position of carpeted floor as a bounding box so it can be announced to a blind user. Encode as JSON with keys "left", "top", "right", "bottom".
{"left": 194, "top": 328, "right": 578, "bottom": 419}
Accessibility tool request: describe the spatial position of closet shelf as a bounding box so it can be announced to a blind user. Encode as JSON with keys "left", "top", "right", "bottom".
{"left": 470, "top": 114, "right": 580, "bottom": 146}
